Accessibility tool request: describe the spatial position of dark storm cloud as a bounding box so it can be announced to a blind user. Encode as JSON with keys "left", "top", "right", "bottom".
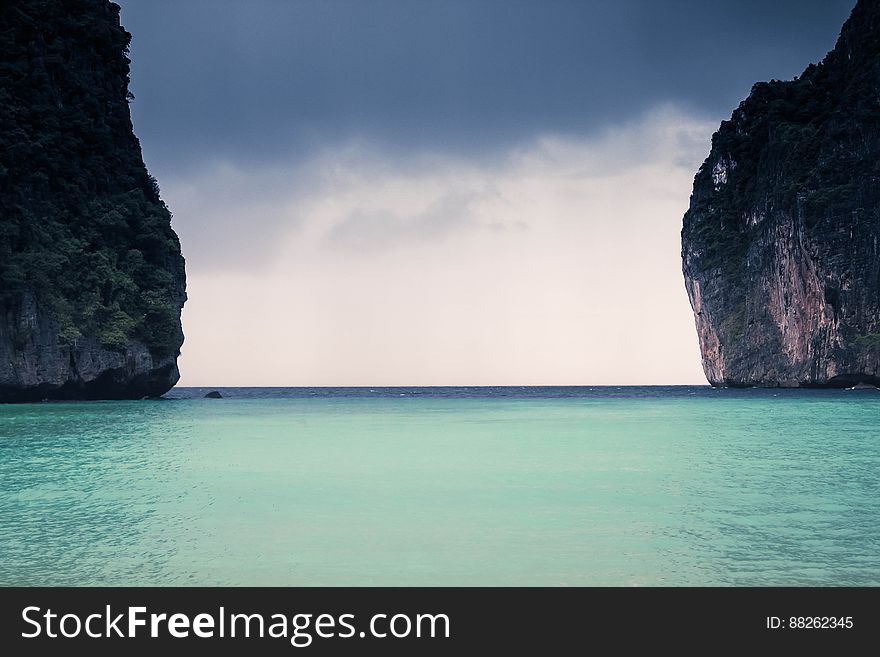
{"left": 116, "top": 0, "right": 855, "bottom": 175}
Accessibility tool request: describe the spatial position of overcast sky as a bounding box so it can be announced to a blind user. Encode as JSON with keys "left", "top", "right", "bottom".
{"left": 115, "top": 0, "right": 855, "bottom": 386}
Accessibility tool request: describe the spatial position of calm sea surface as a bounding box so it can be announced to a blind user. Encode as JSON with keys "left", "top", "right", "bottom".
{"left": 1, "top": 386, "right": 877, "bottom": 586}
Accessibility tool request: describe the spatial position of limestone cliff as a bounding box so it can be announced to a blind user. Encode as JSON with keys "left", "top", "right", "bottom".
{"left": 0, "top": 0, "right": 186, "bottom": 401}
{"left": 682, "top": 0, "right": 880, "bottom": 387}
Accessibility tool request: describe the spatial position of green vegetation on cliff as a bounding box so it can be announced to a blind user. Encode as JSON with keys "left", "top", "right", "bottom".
{"left": 684, "top": 0, "right": 880, "bottom": 272}
{"left": 0, "top": 0, "right": 185, "bottom": 358}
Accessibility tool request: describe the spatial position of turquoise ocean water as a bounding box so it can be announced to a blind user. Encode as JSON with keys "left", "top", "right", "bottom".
{"left": 1, "top": 386, "right": 877, "bottom": 586}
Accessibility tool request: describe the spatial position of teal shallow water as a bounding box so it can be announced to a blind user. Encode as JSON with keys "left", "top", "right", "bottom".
{"left": 1, "top": 387, "right": 878, "bottom": 586}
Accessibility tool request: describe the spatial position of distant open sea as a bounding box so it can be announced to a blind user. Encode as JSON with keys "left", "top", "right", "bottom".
{"left": 1, "top": 386, "right": 877, "bottom": 586}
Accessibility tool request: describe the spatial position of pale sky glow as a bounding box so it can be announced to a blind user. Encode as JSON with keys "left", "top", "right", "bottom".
{"left": 168, "top": 107, "right": 712, "bottom": 385}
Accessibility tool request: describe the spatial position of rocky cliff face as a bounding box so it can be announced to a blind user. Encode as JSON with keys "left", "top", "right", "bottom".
{"left": 0, "top": 0, "right": 185, "bottom": 401}
{"left": 682, "top": 0, "right": 880, "bottom": 387}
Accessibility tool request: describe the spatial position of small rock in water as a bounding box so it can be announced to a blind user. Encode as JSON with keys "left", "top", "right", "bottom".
{"left": 205, "top": 390, "right": 223, "bottom": 399}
